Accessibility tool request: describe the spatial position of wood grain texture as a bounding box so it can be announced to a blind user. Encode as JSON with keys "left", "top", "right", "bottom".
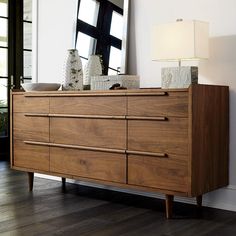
{"left": 127, "top": 92, "right": 188, "bottom": 117}
{"left": 12, "top": 94, "right": 49, "bottom": 113}
{"left": 13, "top": 113, "right": 49, "bottom": 142}
{"left": 128, "top": 154, "right": 188, "bottom": 193}
{"left": 50, "top": 147, "right": 126, "bottom": 184}
{"left": 11, "top": 85, "right": 229, "bottom": 218}
{"left": 190, "top": 84, "right": 229, "bottom": 197}
{"left": 50, "top": 96, "right": 126, "bottom": 116}
{"left": 10, "top": 91, "right": 13, "bottom": 168}
{"left": 50, "top": 117, "right": 126, "bottom": 150}
{"left": 165, "top": 195, "right": 174, "bottom": 219}
{"left": 128, "top": 119, "right": 188, "bottom": 158}
{"left": 12, "top": 166, "right": 188, "bottom": 197}
{"left": 23, "top": 141, "right": 126, "bottom": 154}
{"left": 13, "top": 140, "right": 49, "bottom": 171}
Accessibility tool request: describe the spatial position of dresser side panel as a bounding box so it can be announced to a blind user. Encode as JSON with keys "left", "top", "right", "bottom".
{"left": 191, "top": 85, "right": 229, "bottom": 196}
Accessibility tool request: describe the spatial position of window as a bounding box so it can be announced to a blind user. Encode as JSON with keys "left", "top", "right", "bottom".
{"left": 0, "top": 0, "right": 8, "bottom": 137}
{"left": 76, "top": 0, "right": 123, "bottom": 75}
{"left": 23, "top": 0, "right": 32, "bottom": 82}
{"left": 0, "top": 0, "right": 33, "bottom": 141}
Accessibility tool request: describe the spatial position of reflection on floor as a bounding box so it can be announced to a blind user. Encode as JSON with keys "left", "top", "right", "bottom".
{"left": 1, "top": 160, "right": 236, "bottom": 236}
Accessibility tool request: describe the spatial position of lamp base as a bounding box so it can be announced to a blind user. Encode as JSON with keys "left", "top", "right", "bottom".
{"left": 161, "top": 66, "right": 198, "bottom": 88}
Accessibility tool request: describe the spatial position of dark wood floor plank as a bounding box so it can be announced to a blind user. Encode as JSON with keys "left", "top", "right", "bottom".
{"left": 1, "top": 160, "right": 236, "bottom": 236}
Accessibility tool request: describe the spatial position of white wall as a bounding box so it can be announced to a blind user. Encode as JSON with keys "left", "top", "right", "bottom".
{"left": 36, "top": 0, "right": 236, "bottom": 212}
{"left": 37, "top": 0, "right": 77, "bottom": 83}
{"left": 128, "top": 0, "right": 236, "bottom": 211}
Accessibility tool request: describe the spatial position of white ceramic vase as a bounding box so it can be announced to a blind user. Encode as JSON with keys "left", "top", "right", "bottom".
{"left": 83, "top": 55, "right": 103, "bottom": 86}
{"left": 63, "top": 49, "right": 83, "bottom": 90}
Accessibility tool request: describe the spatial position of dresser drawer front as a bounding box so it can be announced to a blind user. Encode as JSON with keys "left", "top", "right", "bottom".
{"left": 128, "top": 155, "right": 188, "bottom": 192}
{"left": 128, "top": 92, "right": 188, "bottom": 117}
{"left": 13, "top": 113, "right": 49, "bottom": 142}
{"left": 50, "top": 96, "right": 126, "bottom": 116}
{"left": 13, "top": 95, "right": 49, "bottom": 113}
{"left": 50, "top": 118, "right": 126, "bottom": 149}
{"left": 128, "top": 119, "right": 188, "bottom": 156}
{"left": 13, "top": 140, "right": 49, "bottom": 171}
{"left": 50, "top": 147, "right": 126, "bottom": 183}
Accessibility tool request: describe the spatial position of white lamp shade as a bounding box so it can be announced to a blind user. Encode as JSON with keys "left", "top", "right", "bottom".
{"left": 151, "top": 20, "right": 209, "bottom": 61}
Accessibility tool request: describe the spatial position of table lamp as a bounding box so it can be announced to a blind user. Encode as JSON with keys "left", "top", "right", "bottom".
{"left": 151, "top": 19, "right": 209, "bottom": 88}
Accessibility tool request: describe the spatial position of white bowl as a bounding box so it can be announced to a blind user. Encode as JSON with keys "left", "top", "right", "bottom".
{"left": 22, "top": 83, "right": 61, "bottom": 92}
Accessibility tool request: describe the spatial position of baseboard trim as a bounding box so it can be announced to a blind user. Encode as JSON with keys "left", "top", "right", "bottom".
{"left": 35, "top": 173, "right": 236, "bottom": 212}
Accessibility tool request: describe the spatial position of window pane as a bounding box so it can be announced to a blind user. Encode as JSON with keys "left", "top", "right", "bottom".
{"left": 108, "top": 68, "right": 118, "bottom": 75}
{"left": 110, "top": 11, "right": 123, "bottom": 40}
{"left": 0, "top": 108, "right": 8, "bottom": 137}
{"left": 24, "top": 51, "right": 32, "bottom": 78}
{"left": 24, "top": 22, "right": 32, "bottom": 50}
{"left": 109, "top": 46, "right": 121, "bottom": 71}
{"left": 0, "top": 18, "right": 7, "bottom": 47}
{"left": 0, "top": 0, "right": 8, "bottom": 17}
{"left": 76, "top": 32, "right": 97, "bottom": 58}
{"left": 24, "top": 0, "right": 32, "bottom": 21}
{"left": 0, "top": 79, "right": 7, "bottom": 107}
{"left": 0, "top": 48, "right": 7, "bottom": 76}
{"left": 78, "top": 0, "right": 99, "bottom": 27}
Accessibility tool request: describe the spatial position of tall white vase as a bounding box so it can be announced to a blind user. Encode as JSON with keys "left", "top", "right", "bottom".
{"left": 63, "top": 49, "right": 83, "bottom": 90}
{"left": 83, "top": 55, "right": 103, "bottom": 86}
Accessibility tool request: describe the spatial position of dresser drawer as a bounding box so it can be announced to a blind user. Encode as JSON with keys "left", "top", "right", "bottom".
{"left": 128, "top": 119, "right": 188, "bottom": 156}
{"left": 127, "top": 92, "right": 188, "bottom": 117}
{"left": 13, "top": 140, "right": 49, "bottom": 171}
{"left": 13, "top": 94, "right": 49, "bottom": 113}
{"left": 50, "top": 147, "right": 126, "bottom": 183}
{"left": 128, "top": 155, "right": 188, "bottom": 193}
{"left": 50, "top": 96, "right": 126, "bottom": 116}
{"left": 50, "top": 118, "right": 126, "bottom": 150}
{"left": 13, "top": 113, "right": 49, "bottom": 142}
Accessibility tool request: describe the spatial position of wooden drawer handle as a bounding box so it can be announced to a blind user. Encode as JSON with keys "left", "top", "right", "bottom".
{"left": 24, "top": 141, "right": 126, "bottom": 154}
{"left": 126, "top": 150, "right": 168, "bottom": 158}
{"left": 49, "top": 114, "right": 126, "bottom": 120}
{"left": 25, "top": 113, "right": 49, "bottom": 117}
{"left": 24, "top": 113, "right": 125, "bottom": 119}
{"left": 126, "top": 116, "right": 168, "bottom": 121}
{"left": 127, "top": 92, "right": 168, "bottom": 96}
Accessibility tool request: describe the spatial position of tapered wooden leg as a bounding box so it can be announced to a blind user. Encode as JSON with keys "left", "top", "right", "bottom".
{"left": 62, "top": 177, "right": 66, "bottom": 187}
{"left": 28, "top": 172, "right": 34, "bottom": 192}
{"left": 62, "top": 177, "right": 66, "bottom": 191}
{"left": 196, "top": 195, "right": 202, "bottom": 208}
{"left": 165, "top": 194, "right": 174, "bottom": 219}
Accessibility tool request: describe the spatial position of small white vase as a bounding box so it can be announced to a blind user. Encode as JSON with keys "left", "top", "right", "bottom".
{"left": 83, "top": 55, "right": 103, "bottom": 86}
{"left": 63, "top": 49, "right": 83, "bottom": 90}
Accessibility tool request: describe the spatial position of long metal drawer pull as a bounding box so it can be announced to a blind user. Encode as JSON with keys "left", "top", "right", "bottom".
{"left": 126, "top": 116, "right": 167, "bottom": 121}
{"left": 24, "top": 141, "right": 126, "bottom": 154}
{"left": 126, "top": 150, "right": 168, "bottom": 158}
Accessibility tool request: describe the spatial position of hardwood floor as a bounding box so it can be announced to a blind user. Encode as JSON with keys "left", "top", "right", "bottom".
{"left": 1, "top": 160, "right": 236, "bottom": 236}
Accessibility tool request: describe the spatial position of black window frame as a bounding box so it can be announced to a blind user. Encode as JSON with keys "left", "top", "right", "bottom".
{"left": 23, "top": 0, "right": 33, "bottom": 82}
{"left": 76, "top": 0, "right": 123, "bottom": 75}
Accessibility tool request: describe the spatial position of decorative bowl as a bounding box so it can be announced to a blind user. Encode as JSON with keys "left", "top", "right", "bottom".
{"left": 22, "top": 83, "right": 61, "bottom": 92}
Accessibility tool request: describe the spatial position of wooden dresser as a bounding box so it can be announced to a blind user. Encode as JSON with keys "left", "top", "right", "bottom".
{"left": 11, "top": 84, "right": 229, "bottom": 218}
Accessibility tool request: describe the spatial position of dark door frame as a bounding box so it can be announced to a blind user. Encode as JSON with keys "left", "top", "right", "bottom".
{"left": 0, "top": 0, "right": 23, "bottom": 160}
